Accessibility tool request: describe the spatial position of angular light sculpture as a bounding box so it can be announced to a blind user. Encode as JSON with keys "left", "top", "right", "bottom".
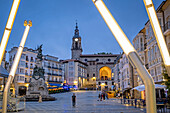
{"left": 2, "top": 20, "right": 32, "bottom": 113}
{"left": 0, "top": 0, "right": 21, "bottom": 65}
{"left": 92, "top": 0, "right": 156, "bottom": 113}
{"left": 143, "top": 0, "right": 170, "bottom": 76}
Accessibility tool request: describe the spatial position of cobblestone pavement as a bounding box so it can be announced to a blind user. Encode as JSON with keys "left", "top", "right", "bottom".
{"left": 11, "top": 91, "right": 146, "bottom": 113}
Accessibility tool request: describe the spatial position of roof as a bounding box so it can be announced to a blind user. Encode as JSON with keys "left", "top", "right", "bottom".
{"left": 0, "top": 66, "right": 9, "bottom": 78}
{"left": 80, "top": 54, "right": 120, "bottom": 57}
{"left": 62, "top": 59, "right": 88, "bottom": 66}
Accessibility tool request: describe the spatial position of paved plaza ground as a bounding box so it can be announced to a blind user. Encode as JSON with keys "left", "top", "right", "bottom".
{"left": 12, "top": 91, "right": 146, "bottom": 113}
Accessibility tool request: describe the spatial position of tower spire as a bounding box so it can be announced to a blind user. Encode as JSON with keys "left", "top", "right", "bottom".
{"left": 74, "top": 20, "right": 79, "bottom": 37}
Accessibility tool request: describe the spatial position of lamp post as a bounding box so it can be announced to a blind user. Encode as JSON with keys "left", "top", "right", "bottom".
{"left": 0, "top": 0, "right": 21, "bottom": 65}
{"left": 92, "top": 0, "right": 156, "bottom": 113}
{"left": 143, "top": 0, "right": 170, "bottom": 77}
{"left": 2, "top": 20, "right": 32, "bottom": 113}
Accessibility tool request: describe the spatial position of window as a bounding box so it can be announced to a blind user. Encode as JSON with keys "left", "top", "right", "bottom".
{"left": 87, "top": 74, "right": 89, "bottom": 77}
{"left": 31, "top": 57, "right": 34, "bottom": 62}
{"left": 93, "top": 62, "right": 95, "bottom": 65}
{"left": 85, "top": 59, "right": 87, "bottom": 61}
{"left": 93, "top": 73, "right": 95, "bottom": 77}
{"left": 20, "top": 61, "right": 25, "bottom": 67}
{"left": 105, "top": 82, "right": 107, "bottom": 85}
{"left": 26, "top": 56, "right": 29, "bottom": 61}
{"left": 20, "top": 76, "right": 24, "bottom": 81}
{"left": 98, "top": 82, "right": 101, "bottom": 85}
{"left": 21, "top": 54, "right": 25, "bottom": 59}
{"left": 108, "top": 59, "right": 111, "bottom": 62}
{"left": 20, "top": 68, "right": 24, "bottom": 74}
{"left": 96, "top": 59, "right": 99, "bottom": 61}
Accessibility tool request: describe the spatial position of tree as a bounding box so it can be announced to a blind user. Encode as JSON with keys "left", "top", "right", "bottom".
{"left": 162, "top": 64, "right": 170, "bottom": 95}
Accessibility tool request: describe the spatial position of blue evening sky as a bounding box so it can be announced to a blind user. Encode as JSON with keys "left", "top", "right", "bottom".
{"left": 0, "top": 0, "right": 164, "bottom": 60}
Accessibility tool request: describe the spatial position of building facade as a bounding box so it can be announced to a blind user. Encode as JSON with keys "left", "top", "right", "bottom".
{"left": 8, "top": 47, "right": 64, "bottom": 95}
{"left": 63, "top": 59, "right": 87, "bottom": 89}
{"left": 63, "top": 22, "right": 120, "bottom": 90}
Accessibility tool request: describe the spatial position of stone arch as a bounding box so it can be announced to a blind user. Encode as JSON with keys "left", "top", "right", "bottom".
{"left": 99, "top": 66, "right": 111, "bottom": 80}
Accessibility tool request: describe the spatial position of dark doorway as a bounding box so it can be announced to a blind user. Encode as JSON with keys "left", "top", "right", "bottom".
{"left": 19, "top": 86, "right": 26, "bottom": 96}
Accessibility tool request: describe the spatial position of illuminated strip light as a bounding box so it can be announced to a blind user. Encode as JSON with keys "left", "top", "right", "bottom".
{"left": 9, "top": 25, "right": 30, "bottom": 78}
{"left": 143, "top": 0, "right": 170, "bottom": 66}
{"left": 92, "top": 0, "right": 136, "bottom": 55}
{"left": 2, "top": 21, "right": 31, "bottom": 113}
{"left": 0, "top": 0, "right": 21, "bottom": 65}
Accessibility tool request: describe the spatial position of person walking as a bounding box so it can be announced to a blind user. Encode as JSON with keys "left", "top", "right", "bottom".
{"left": 98, "top": 93, "right": 101, "bottom": 101}
{"left": 38, "top": 94, "right": 42, "bottom": 103}
{"left": 103, "top": 93, "right": 105, "bottom": 100}
{"left": 72, "top": 93, "right": 76, "bottom": 107}
{"left": 101, "top": 93, "right": 103, "bottom": 101}
{"left": 106, "top": 92, "right": 108, "bottom": 99}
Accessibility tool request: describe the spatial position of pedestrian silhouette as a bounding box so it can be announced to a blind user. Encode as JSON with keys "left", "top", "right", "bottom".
{"left": 72, "top": 93, "right": 76, "bottom": 107}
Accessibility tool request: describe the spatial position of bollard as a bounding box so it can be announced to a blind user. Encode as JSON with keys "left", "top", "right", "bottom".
{"left": 135, "top": 99, "right": 137, "bottom": 108}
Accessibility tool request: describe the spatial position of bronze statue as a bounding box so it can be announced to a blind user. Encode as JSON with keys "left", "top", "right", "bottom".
{"left": 37, "top": 44, "right": 43, "bottom": 61}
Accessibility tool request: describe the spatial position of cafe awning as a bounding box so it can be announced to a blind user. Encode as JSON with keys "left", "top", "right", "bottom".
{"left": 0, "top": 65, "right": 9, "bottom": 78}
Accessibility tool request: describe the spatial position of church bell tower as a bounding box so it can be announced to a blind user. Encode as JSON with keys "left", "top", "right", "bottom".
{"left": 71, "top": 22, "right": 83, "bottom": 59}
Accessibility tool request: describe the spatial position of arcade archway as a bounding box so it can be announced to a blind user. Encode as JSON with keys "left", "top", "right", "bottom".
{"left": 99, "top": 66, "right": 111, "bottom": 80}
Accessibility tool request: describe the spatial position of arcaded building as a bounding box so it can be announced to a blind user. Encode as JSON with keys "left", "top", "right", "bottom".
{"left": 63, "top": 23, "right": 120, "bottom": 90}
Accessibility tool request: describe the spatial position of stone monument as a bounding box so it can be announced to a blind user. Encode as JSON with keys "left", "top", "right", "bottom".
{"left": 26, "top": 45, "right": 55, "bottom": 101}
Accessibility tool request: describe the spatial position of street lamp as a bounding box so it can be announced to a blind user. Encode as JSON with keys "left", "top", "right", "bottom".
{"left": 92, "top": 0, "right": 156, "bottom": 113}
{"left": 2, "top": 20, "right": 32, "bottom": 113}
{"left": 0, "top": 0, "right": 21, "bottom": 65}
{"left": 143, "top": 0, "right": 170, "bottom": 77}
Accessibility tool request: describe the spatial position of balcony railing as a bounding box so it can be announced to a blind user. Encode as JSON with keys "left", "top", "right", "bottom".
{"left": 48, "top": 80, "right": 62, "bottom": 83}
{"left": 164, "top": 21, "right": 170, "bottom": 32}
{"left": 30, "top": 66, "right": 34, "bottom": 69}
{"left": 52, "top": 67, "right": 58, "bottom": 69}
{"left": 47, "top": 73, "right": 52, "bottom": 75}
{"left": 52, "top": 74, "right": 59, "bottom": 76}
{"left": 30, "top": 59, "right": 34, "bottom": 62}
{"left": 48, "top": 66, "right": 51, "bottom": 68}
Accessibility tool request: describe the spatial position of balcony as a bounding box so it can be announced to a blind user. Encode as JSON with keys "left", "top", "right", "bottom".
{"left": 25, "top": 65, "right": 28, "bottom": 68}
{"left": 25, "top": 73, "right": 29, "bottom": 76}
{"left": 52, "top": 67, "right": 58, "bottom": 69}
{"left": 30, "top": 59, "right": 34, "bottom": 62}
{"left": 52, "top": 74, "right": 60, "bottom": 76}
{"left": 48, "top": 66, "right": 51, "bottom": 68}
{"left": 30, "top": 66, "right": 34, "bottom": 69}
{"left": 48, "top": 80, "right": 62, "bottom": 83}
{"left": 47, "top": 73, "right": 52, "bottom": 75}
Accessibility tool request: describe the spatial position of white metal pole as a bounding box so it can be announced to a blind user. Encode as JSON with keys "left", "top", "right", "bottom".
{"left": 92, "top": 0, "right": 156, "bottom": 113}
{"left": 0, "top": 0, "right": 21, "bottom": 65}
{"left": 143, "top": 0, "right": 170, "bottom": 76}
{"left": 2, "top": 20, "right": 32, "bottom": 113}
